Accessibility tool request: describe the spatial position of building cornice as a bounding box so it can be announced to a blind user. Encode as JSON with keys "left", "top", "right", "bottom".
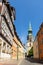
{"left": 14, "top": 30, "right": 25, "bottom": 49}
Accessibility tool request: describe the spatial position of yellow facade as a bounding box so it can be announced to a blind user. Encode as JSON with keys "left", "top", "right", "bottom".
{"left": 11, "top": 35, "right": 25, "bottom": 60}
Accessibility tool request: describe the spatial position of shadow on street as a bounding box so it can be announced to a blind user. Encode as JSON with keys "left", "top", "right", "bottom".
{"left": 25, "top": 57, "right": 43, "bottom": 64}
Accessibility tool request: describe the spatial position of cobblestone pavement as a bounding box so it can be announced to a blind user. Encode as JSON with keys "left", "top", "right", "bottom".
{"left": 19, "top": 59, "right": 43, "bottom": 65}
{"left": 0, "top": 59, "right": 21, "bottom": 65}
{"left": 0, "top": 58, "right": 43, "bottom": 65}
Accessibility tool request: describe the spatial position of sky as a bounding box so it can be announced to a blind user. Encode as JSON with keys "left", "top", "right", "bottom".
{"left": 9, "top": 0, "right": 43, "bottom": 44}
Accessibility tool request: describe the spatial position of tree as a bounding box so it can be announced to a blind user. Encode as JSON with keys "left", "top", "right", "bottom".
{"left": 28, "top": 47, "right": 33, "bottom": 57}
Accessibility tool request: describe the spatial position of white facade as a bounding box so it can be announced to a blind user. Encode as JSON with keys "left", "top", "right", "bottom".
{"left": 0, "top": 0, "right": 15, "bottom": 59}
{"left": 0, "top": 37, "right": 11, "bottom": 59}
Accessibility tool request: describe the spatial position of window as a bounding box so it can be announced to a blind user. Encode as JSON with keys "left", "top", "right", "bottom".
{"left": 39, "top": 49, "right": 43, "bottom": 54}
{"left": 39, "top": 39, "right": 43, "bottom": 44}
{"left": 41, "top": 31, "right": 43, "bottom": 34}
{"left": 2, "top": 42, "right": 6, "bottom": 53}
{"left": 39, "top": 50, "right": 42, "bottom": 54}
{"left": 3, "top": 42, "right": 6, "bottom": 46}
{"left": 0, "top": 39, "right": 2, "bottom": 43}
{"left": 0, "top": 44, "right": 1, "bottom": 46}
{"left": 41, "top": 39, "right": 43, "bottom": 44}
{"left": 2, "top": 50, "right": 5, "bottom": 53}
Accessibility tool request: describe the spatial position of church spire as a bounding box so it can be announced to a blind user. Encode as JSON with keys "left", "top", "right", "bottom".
{"left": 27, "top": 22, "right": 32, "bottom": 40}
{"left": 28, "top": 22, "right": 32, "bottom": 35}
{"left": 28, "top": 22, "right": 32, "bottom": 31}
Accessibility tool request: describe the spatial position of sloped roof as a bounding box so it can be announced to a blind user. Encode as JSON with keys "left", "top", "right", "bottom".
{"left": 36, "top": 22, "right": 43, "bottom": 36}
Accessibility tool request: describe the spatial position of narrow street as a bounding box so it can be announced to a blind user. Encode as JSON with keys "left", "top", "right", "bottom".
{"left": 0, "top": 58, "right": 43, "bottom": 65}
{"left": 19, "top": 59, "right": 43, "bottom": 65}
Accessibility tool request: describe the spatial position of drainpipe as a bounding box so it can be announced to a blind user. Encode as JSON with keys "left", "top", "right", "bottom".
{"left": 17, "top": 44, "right": 19, "bottom": 60}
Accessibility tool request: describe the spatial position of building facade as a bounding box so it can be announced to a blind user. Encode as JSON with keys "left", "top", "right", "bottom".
{"left": 0, "top": 0, "right": 25, "bottom": 60}
{"left": 33, "top": 23, "right": 43, "bottom": 60}
{"left": 33, "top": 37, "right": 39, "bottom": 59}
{"left": 12, "top": 28, "right": 25, "bottom": 59}
{"left": 0, "top": 0, "right": 15, "bottom": 59}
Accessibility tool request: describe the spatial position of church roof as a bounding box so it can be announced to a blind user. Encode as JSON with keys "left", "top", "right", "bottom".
{"left": 37, "top": 22, "right": 43, "bottom": 36}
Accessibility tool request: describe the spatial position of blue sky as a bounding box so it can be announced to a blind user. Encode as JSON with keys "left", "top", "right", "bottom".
{"left": 9, "top": 0, "right": 43, "bottom": 44}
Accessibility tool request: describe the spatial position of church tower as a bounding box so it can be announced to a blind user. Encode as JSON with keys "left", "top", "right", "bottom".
{"left": 27, "top": 22, "right": 32, "bottom": 43}
{"left": 26, "top": 22, "right": 34, "bottom": 55}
